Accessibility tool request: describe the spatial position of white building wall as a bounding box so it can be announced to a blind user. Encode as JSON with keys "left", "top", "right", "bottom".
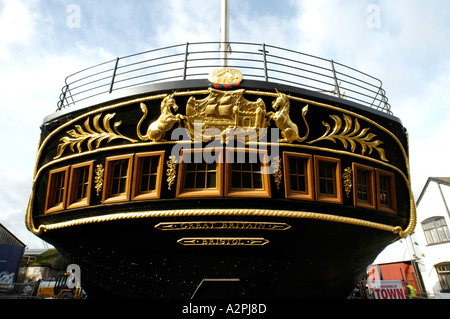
{"left": 414, "top": 181, "right": 450, "bottom": 299}
{"left": 373, "top": 179, "right": 450, "bottom": 299}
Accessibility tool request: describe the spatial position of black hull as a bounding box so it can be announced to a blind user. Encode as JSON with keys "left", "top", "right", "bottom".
{"left": 42, "top": 215, "right": 396, "bottom": 299}
{"left": 27, "top": 43, "right": 415, "bottom": 300}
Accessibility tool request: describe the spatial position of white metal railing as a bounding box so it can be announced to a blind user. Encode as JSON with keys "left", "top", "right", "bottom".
{"left": 57, "top": 42, "right": 391, "bottom": 114}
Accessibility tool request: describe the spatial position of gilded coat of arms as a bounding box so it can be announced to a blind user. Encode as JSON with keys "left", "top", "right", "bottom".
{"left": 185, "top": 88, "right": 267, "bottom": 142}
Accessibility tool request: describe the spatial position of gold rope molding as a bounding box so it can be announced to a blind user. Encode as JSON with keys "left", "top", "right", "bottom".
{"left": 32, "top": 208, "right": 405, "bottom": 237}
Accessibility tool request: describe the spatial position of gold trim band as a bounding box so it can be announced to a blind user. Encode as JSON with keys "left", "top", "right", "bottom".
{"left": 31, "top": 208, "right": 405, "bottom": 237}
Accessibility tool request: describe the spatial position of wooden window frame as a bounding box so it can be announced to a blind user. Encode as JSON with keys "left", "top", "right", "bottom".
{"left": 352, "top": 163, "right": 376, "bottom": 210}
{"left": 314, "top": 156, "right": 342, "bottom": 204}
{"left": 176, "top": 148, "right": 224, "bottom": 198}
{"left": 422, "top": 217, "right": 450, "bottom": 245}
{"left": 225, "top": 148, "right": 271, "bottom": 198}
{"left": 45, "top": 166, "right": 70, "bottom": 214}
{"left": 435, "top": 263, "right": 450, "bottom": 292}
{"left": 376, "top": 169, "right": 397, "bottom": 214}
{"left": 283, "top": 152, "right": 314, "bottom": 201}
{"left": 131, "top": 151, "right": 165, "bottom": 201}
{"left": 67, "top": 161, "right": 94, "bottom": 209}
{"left": 102, "top": 154, "right": 133, "bottom": 204}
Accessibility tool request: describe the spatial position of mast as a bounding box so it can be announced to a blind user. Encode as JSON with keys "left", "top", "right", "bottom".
{"left": 220, "top": 0, "right": 231, "bottom": 66}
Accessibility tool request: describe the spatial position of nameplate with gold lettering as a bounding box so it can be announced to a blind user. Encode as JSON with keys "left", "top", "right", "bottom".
{"left": 177, "top": 237, "right": 269, "bottom": 246}
{"left": 155, "top": 221, "right": 290, "bottom": 231}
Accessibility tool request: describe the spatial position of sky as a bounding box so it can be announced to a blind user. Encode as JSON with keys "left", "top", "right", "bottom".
{"left": 1, "top": 0, "right": 449, "bottom": 249}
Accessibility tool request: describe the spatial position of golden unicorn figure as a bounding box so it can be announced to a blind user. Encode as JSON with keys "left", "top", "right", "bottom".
{"left": 137, "top": 93, "right": 184, "bottom": 142}
{"left": 268, "top": 91, "right": 309, "bottom": 143}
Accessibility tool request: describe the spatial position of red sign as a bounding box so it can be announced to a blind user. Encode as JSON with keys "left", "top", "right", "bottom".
{"left": 370, "top": 280, "right": 406, "bottom": 299}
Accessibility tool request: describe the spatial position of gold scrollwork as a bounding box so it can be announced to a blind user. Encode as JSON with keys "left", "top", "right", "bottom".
{"left": 94, "top": 164, "right": 104, "bottom": 196}
{"left": 55, "top": 113, "right": 137, "bottom": 159}
{"left": 272, "top": 156, "right": 283, "bottom": 189}
{"left": 342, "top": 167, "right": 352, "bottom": 198}
{"left": 177, "top": 237, "right": 269, "bottom": 246}
{"left": 308, "top": 113, "right": 388, "bottom": 161}
{"left": 166, "top": 155, "right": 177, "bottom": 190}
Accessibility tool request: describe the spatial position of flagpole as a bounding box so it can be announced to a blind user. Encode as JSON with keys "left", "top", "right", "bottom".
{"left": 220, "top": 0, "right": 230, "bottom": 67}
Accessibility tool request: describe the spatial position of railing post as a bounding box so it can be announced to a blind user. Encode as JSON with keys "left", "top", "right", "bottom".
{"left": 183, "top": 42, "right": 189, "bottom": 80}
{"left": 261, "top": 43, "right": 269, "bottom": 81}
{"left": 109, "top": 57, "right": 120, "bottom": 93}
{"left": 330, "top": 60, "right": 341, "bottom": 98}
{"left": 57, "top": 85, "right": 68, "bottom": 110}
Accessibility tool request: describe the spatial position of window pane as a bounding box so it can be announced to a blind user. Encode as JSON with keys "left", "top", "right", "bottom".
{"left": 142, "top": 158, "right": 150, "bottom": 175}
{"left": 185, "top": 172, "right": 196, "bottom": 189}
{"left": 232, "top": 171, "right": 241, "bottom": 188}
{"left": 289, "top": 158, "right": 298, "bottom": 174}
{"left": 182, "top": 159, "right": 218, "bottom": 191}
{"left": 318, "top": 161, "right": 336, "bottom": 196}
{"left": 230, "top": 158, "right": 264, "bottom": 191}
{"left": 73, "top": 166, "right": 90, "bottom": 201}
{"left": 150, "top": 158, "right": 159, "bottom": 173}
{"left": 196, "top": 172, "right": 206, "bottom": 188}
{"left": 379, "top": 175, "right": 391, "bottom": 206}
{"left": 290, "top": 175, "right": 298, "bottom": 191}
{"left": 149, "top": 174, "right": 157, "bottom": 190}
{"left": 242, "top": 172, "right": 252, "bottom": 188}
{"left": 119, "top": 177, "right": 127, "bottom": 193}
{"left": 207, "top": 172, "right": 216, "bottom": 188}
{"left": 140, "top": 175, "right": 149, "bottom": 191}
{"left": 253, "top": 172, "right": 262, "bottom": 189}
{"left": 50, "top": 172, "right": 66, "bottom": 207}
{"left": 423, "top": 217, "right": 450, "bottom": 245}
{"left": 288, "top": 157, "right": 307, "bottom": 193}
{"left": 112, "top": 179, "right": 120, "bottom": 195}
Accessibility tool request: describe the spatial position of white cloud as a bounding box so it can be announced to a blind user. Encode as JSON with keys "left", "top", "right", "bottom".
{"left": 0, "top": 0, "right": 35, "bottom": 59}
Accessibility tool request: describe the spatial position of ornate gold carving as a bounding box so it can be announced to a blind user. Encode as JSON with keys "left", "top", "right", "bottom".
{"left": 155, "top": 221, "right": 291, "bottom": 231}
{"left": 94, "top": 164, "right": 104, "bottom": 196}
{"left": 208, "top": 67, "right": 243, "bottom": 84}
{"left": 272, "top": 156, "right": 282, "bottom": 189}
{"left": 166, "top": 155, "right": 177, "bottom": 190}
{"left": 27, "top": 89, "right": 416, "bottom": 239}
{"left": 55, "top": 113, "right": 137, "bottom": 159}
{"left": 137, "top": 93, "right": 185, "bottom": 142}
{"left": 342, "top": 167, "right": 352, "bottom": 198}
{"left": 177, "top": 237, "right": 269, "bottom": 246}
{"left": 267, "top": 91, "right": 309, "bottom": 143}
{"left": 184, "top": 88, "right": 267, "bottom": 142}
{"left": 308, "top": 114, "right": 388, "bottom": 161}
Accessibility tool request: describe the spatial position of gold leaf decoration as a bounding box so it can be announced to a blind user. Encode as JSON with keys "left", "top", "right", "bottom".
{"left": 166, "top": 155, "right": 178, "bottom": 190}
{"left": 272, "top": 156, "right": 283, "bottom": 190}
{"left": 94, "top": 164, "right": 104, "bottom": 196}
{"left": 54, "top": 113, "right": 137, "bottom": 159}
{"left": 342, "top": 167, "right": 352, "bottom": 198}
{"left": 308, "top": 114, "right": 388, "bottom": 161}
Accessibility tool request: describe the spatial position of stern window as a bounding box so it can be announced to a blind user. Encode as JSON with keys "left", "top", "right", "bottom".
{"left": 132, "top": 151, "right": 165, "bottom": 200}
{"left": 283, "top": 152, "right": 314, "bottom": 201}
{"left": 67, "top": 161, "right": 94, "bottom": 209}
{"left": 314, "top": 156, "right": 342, "bottom": 204}
{"left": 353, "top": 163, "right": 376, "bottom": 210}
{"left": 103, "top": 154, "right": 133, "bottom": 203}
{"left": 45, "top": 167, "right": 69, "bottom": 213}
